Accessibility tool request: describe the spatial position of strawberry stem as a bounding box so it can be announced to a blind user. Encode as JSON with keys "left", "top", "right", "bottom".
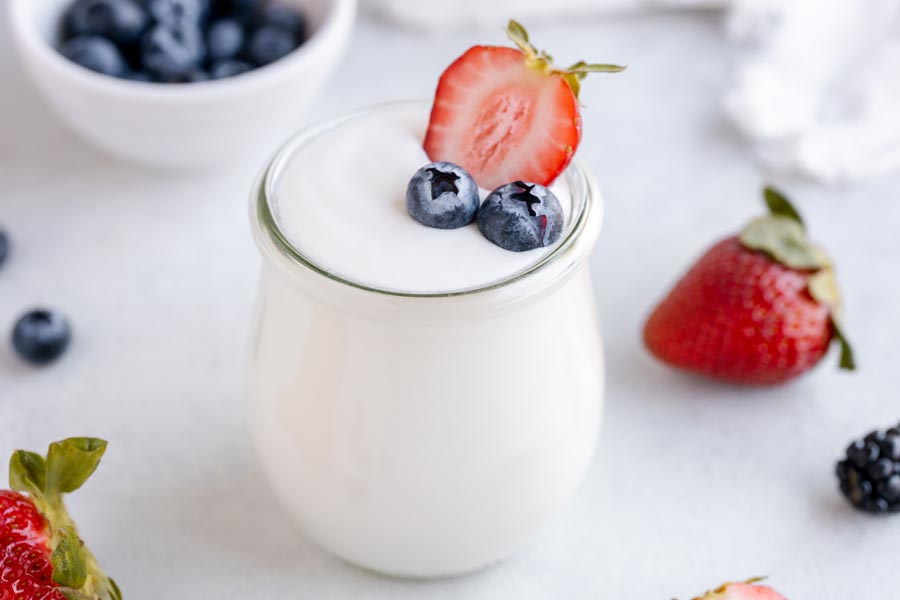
{"left": 764, "top": 185, "right": 805, "bottom": 226}
{"left": 505, "top": 20, "right": 625, "bottom": 99}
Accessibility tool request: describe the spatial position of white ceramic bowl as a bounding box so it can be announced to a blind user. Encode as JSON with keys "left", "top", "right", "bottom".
{"left": 8, "top": 0, "right": 356, "bottom": 169}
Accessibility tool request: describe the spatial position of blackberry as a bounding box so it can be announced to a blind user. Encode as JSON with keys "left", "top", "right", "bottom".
{"left": 836, "top": 422, "right": 900, "bottom": 514}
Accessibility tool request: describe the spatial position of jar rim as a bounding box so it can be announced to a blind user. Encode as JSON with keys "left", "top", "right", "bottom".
{"left": 252, "top": 100, "right": 603, "bottom": 299}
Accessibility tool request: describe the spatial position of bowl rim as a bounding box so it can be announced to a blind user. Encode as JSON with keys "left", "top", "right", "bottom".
{"left": 7, "top": 0, "right": 357, "bottom": 100}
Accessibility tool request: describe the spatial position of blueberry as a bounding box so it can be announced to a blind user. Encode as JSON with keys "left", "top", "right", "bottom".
{"left": 209, "top": 59, "right": 252, "bottom": 79}
{"left": 477, "top": 181, "right": 564, "bottom": 252}
{"left": 245, "top": 26, "right": 296, "bottom": 66}
{"left": 64, "top": 0, "right": 149, "bottom": 44}
{"left": 184, "top": 68, "right": 210, "bottom": 82}
{"left": 145, "top": 0, "right": 209, "bottom": 26}
{"left": 406, "top": 162, "right": 479, "bottom": 229}
{"left": 121, "top": 69, "right": 152, "bottom": 81}
{"left": 141, "top": 24, "right": 205, "bottom": 81}
{"left": 11, "top": 309, "right": 72, "bottom": 366}
{"left": 206, "top": 19, "right": 244, "bottom": 62}
{"left": 0, "top": 230, "right": 8, "bottom": 268}
{"left": 219, "top": 0, "right": 262, "bottom": 15}
{"left": 257, "top": 5, "right": 307, "bottom": 39}
{"left": 60, "top": 35, "right": 127, "bottom": 77}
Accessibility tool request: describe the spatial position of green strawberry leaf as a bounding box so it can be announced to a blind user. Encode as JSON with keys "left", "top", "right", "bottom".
{"left": 45, "top": 438, "right": 107, "bottom": 497}
{"left": 9, "top": 450, "right": 47, "bottom": 498}
{"left": 740, "top": 216, "right": 829, "bottom": 270}
{"left": 566, "top": 61, "right": 627, "bottom": 75}
{"left": 507, "top": 19, "right": 529, "bottom": 45}
{"left": 52, "top": 526, "right": 88, "bottom": 589}
{"left": 107, "top": 577, "right": 124, "bottom": 600}
{"left": 763, "top": 185, "right": 805, "bottom": 226}
{"left": 505, "top": 19, "right": 624, "bottom": 99}
{"left": 833, "top": 323, "right": 856, "bottom": 371}
{"left": 808, "top": 268, "right": 856, "bottom": 371}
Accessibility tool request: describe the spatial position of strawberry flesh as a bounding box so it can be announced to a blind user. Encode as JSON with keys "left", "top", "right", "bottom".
{"left": 0, "top": 490, "right": 65, "bottom": 600}
{"left": 424, "top": 46, "right": 580, "bottom": 190}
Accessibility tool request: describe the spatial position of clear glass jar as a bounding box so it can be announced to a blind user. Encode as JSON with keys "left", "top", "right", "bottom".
{"left": 248, "top": 103, "right": 605, "bottom": 578}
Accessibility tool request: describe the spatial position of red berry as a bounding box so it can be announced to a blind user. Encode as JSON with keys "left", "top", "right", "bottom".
{"left": 693, "top": 580, "right": 788, "bottom": 600}
{"left": 1, "top": 438, "right": 120, "bottom": 600}
{"left": 424, "top": 21, "right": 623, "bottom": 190}
{"left": 0, "top": 491, "right": 65, "bottom": 600}
{"left": 644, "top": 187, "right": 854, "bottom": 385}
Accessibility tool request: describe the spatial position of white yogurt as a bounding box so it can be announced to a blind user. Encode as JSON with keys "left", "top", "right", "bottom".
{"left": 249, "top": 103, "right": 605, "bottom": 577}
{"left": 272, "top": 105, "right": 572, "bottom": 294}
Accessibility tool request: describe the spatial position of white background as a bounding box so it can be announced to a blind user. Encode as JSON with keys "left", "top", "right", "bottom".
{"left": 2, "top": 7, "right": 900, "bottom": 599}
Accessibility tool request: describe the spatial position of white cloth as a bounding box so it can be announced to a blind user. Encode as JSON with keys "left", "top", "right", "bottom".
{"left": 725, "top": 0, "right": 900, "bottom": 182}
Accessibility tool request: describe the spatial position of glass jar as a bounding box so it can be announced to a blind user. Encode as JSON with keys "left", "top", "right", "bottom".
{"left": 248, "top": 103, "right": 605, "bottom": 578}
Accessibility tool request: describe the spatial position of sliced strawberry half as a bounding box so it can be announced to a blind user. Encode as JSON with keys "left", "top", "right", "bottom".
{"left": 424, "top": 20, "right": 624, "bottom": 190}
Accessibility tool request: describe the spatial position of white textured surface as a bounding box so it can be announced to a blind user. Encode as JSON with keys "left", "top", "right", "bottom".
{"left": 1, "top": 10, "right": 900, "bottom": 600}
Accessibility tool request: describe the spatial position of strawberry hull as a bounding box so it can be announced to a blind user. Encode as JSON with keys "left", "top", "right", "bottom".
{"left": 2, "top": 439, "right": 121, "bottom": 600}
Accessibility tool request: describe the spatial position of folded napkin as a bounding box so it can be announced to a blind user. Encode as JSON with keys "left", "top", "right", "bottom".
{"left": 725, "top": 0, "right": 900, "bottom": 182}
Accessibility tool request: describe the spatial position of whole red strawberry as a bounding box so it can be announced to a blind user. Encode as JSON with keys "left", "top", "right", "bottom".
{"left": 644, "top": 187, "right": 855, "bottom": 385}
{"left": 1, "top": 438, "right": 121, "bottom": 600}
{"left": 691, "top": 578, "right": 788, "bottom": 600}
{"left": 424, "top": 20, "right": 623, "bottom": 190}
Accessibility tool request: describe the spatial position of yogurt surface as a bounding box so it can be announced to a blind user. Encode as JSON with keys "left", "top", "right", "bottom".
{"left": 271, "top": 105, "right": 573, "bottom": 294}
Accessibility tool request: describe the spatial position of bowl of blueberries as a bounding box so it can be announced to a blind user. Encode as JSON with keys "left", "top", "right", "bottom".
{"left": 8, "top": 0, "right": 356, "bottom": 169}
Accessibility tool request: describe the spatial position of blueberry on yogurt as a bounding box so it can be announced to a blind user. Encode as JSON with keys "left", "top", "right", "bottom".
{"left": 477, "top": 181, "right": 563, "bottom": 252}
{"left": 406, "top": 162, "right": 480, "bottom": 229}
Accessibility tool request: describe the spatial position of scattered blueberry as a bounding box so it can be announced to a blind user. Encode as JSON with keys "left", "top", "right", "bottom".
{"left": 206, "top": 18, "right": 244, "bottom": 61}
{"left": 210, "top": 58, "right": 252, "bottom": 79}
{"left": 406, "top": 162, "right": 479, "bottom": 229}
{"left": 145, "top": 0, "right": 209, "bottom": 26}
{"left": 257, "top": 5, "right": 306, "bottom": 39}
{"left": 64, "top": 0, "right": 149, "bottom": 44}
{"left": 245, "top": 25, "right": 296, "bottom": 66}
{"left": 837, "top": 423, "right": 900, "bottom": 514}
{"left": 60, "top": 35, "right": 127, "bottom": 77}
{"left": 477, "top": 181, "right": 564, "bottom": 252}
{"left": 141, "top": 24, "right": 205, "bottom": 81}
{"left": 11, "top": 309, "right": 72, "bottom": 366}
{"left": 0, "top": 230, "right": 8, "bottom": 268}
